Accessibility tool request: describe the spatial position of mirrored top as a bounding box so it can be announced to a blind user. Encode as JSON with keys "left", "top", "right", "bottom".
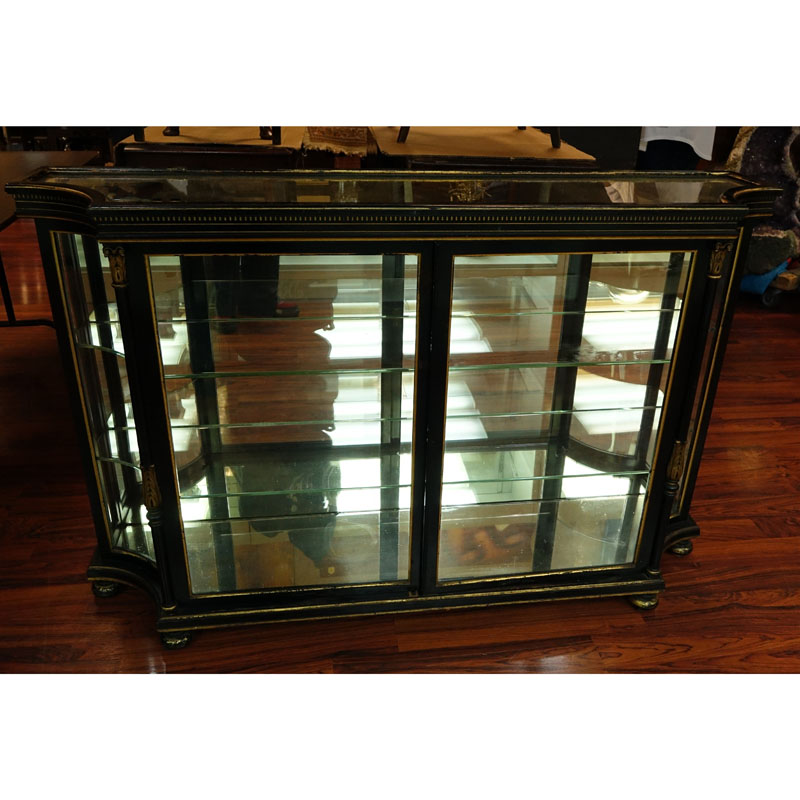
{"left": 28, "top": 169, "right": 750, "bottom": 207}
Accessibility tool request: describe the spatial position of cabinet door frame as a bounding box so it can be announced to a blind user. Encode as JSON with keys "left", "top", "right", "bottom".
{"left": 420, "top": 237, "right": 713, "bottom": 596}
{"left": 113, "top": 233, "right": 719, "bottom": 611}
{"left": 122, "top": 238, "right": 436, "bottom": 609}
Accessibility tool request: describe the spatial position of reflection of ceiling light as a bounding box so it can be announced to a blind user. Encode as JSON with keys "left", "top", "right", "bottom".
{"left": 179, "top": 480, "right": 210, "bottom": 521}
{"left": 573, "top": 371, "right": 662, "bottom": 435}
{"left": 608, "top": 287, "right": 650, "bottom": 305}
{"left": 561, "top": 457, "right": 644, "bottom": 499}
{"left": 317, "top": 316, "right": 491, "bottom": 360}
{"left": 581, "top": 311, "right": 678, "bottom": 353}
{"left": 317, "top": 320, "right": 417, "bottom": 360}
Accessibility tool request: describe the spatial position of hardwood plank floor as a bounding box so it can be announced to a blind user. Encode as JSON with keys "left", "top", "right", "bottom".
{"left": 2, "top": 218, "right": 799, "bottom": 673}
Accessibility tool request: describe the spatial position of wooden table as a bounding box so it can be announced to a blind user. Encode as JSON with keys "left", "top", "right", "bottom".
{"left": 1, "top": 150, "right": 99, "bottom": 327}
{"left": 371, "top": 126, "right": 595, "bottom": 169}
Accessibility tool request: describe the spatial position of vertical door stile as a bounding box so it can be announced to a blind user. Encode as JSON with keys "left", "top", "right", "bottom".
{"left": 408, "top": 243, "right": 435, "bottom": 595}
{"left": 179, "top": 255, "right": 236, "bottom": 593}
{"left": 614, "top": 251, "right": 685, "bottom": 563}
{"left": 113, "top": 244, "right": 187, "bottom": 608}
{"left": 533, "top": 252, "right": 594, "bottom": 572}
{"left": 379, "top": 253, "right": 404, "bottom": 581}
{"left": 419, "top": 244, "right": 455, "bottom": 594}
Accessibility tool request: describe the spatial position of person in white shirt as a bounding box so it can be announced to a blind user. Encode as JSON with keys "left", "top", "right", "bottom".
{"left": 637, "top": 127, "right": 716, "bottom": 170}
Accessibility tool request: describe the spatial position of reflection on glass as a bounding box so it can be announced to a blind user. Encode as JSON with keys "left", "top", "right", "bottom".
{"left": 438, "top": 251, "right": 691, "bottom": 580}
{"left": 186, "top": 510, "right": 412, "bottom": 593}
{"left": 151, "top": 253, "right": 419, "bottom": 592}
{"left": 41, "top": 171, "right": 744, "bottom": 208}
{"left": 55, "top": 233, "right": 153, "bottom": 561}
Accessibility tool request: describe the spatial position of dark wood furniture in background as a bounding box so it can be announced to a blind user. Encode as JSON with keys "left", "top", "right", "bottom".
{"left": 0, "top": 150, "right": 98, "bottom": 328}
{"left": 114, "top": 127, "right": 598, "bottom": 171}
{"left": 7, "top": 127, "right": 721, "bottom": 172}
{"left": 7, "top": 167, "right": 776, "bottom": 648}
{"left": 116, "top": 128, "right": 300, "bottom": 169}
{"left": 559, "top": 128, "right": 643, "bottom": 169}
{"left": 2, "top": 128, "right": 129, "bottom": 162}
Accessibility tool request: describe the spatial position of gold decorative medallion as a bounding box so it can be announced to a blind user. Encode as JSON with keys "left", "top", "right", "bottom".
{"left": 142, "top": 465, "right": 162, "bottom": 511}
{"left": 103, "top": 245, "right": 127, "bottom": 287}
{"left": 448, "top": 181, "right": 490, "bottom": 203}
{"left": 709, "top": 241, "right": 733, "bottom": 279}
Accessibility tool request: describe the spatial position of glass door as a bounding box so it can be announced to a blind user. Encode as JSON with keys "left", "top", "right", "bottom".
{"left": 435, "top": 248, "right": 692, "bottom": 582}
{"left": 147, "top": 250, "right": 421, "bottom": 595}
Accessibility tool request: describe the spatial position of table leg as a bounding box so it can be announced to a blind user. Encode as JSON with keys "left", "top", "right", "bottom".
{"left": 0, "top": 250, "right": 17, "bottom": 324}
{"left": 0, "top": 248, "right": 54, "bottom": 328}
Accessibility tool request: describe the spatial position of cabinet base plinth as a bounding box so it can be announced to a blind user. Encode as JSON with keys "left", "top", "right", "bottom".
{"left": 629, "top": 593, "right": 660, "bottom": 611}
{"left": 91, "top": 580, "right": 122, "bottom": 598}
{"left": 161, "top": 632, "right": 192, "bottom": 649}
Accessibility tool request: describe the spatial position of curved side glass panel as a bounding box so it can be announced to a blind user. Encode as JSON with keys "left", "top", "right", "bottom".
{"left": 53, "top": 233, "right": 153, "bottom": 560}
{"left": 149, "top": 253, "right": 419, "bottom": 593}
{"left": 438, "top": 251, "right": 691, "bottom": 581}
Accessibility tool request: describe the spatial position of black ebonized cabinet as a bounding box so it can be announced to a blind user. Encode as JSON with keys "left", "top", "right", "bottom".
{"left": 7, "top": 168, "right": 777, "bottom": 647}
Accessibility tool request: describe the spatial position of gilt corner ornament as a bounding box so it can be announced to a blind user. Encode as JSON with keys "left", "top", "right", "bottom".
{"left": 103, "top": 245, "right": 127, "bottom": 287}
{"left": 709, "top": 241, "right": 734, "bottom": 279}
{"left": 667, "top": 441, "right": 688, "bottom": 485}
{"left": 142, "top": 465, "right": 162, "bottom": 511}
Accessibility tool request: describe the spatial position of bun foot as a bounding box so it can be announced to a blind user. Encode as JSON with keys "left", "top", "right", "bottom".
{"left": 91, "top": 580, "right": 122, "bottom": 598}
{"left": 669, "top": 539, "right": 694, "bottom": 556}
{"left": 629, "top": 593, "right": 659, "bottom": 611}
{"left": 161, "top": 632, "right": 192, "bottom": 649}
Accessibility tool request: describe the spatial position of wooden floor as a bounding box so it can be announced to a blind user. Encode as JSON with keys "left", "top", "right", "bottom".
{"left": 2, "top": 218, "right": 800, "bottom": 673}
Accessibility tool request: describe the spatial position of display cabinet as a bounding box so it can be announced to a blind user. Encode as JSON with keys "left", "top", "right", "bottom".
{"left": 8, "top": 168, "right": 777, "bottom": 647}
